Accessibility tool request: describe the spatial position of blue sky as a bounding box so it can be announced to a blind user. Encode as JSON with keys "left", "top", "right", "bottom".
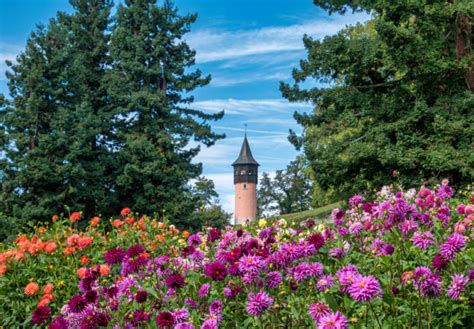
{"left": 0, "top": 0, "right": 368, "bottom": 215}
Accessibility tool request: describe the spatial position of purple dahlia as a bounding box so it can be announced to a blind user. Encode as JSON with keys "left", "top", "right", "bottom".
{"left": 32, "top": 305, "right": 51, "bottom": 325}
{"left": 104, "top": 247, "right": 126, "bottom": 265}
{"left": 165, "top": 273, "right": 186, "bottom": 289}
{"left": 68, "top": 295, "right": 87, "bottom": 313}
{"left": 155, "top": 312, "right": 174, "bottom": 328}
{"left": 246, "top": 291, "right": 273, "bottom": 316}
{"left": 440, "top": 233, "right": 466, "bottom": 260}
{"left": 447, "top": 274, "right": 469, "bottom": 300}
{"left": 204, "top": 261, "right": 227, "bottom": 281}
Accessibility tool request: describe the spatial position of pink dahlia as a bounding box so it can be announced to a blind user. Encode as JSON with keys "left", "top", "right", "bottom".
{"left": 447, "top": 274, "right": 469, "bottom": 300}
{"left": 348, "top": 275, "right": 383, "bottom": 302}
{"left": 440, "top": 233, "right": 466, "bottom": 260}
{"left": 308, "top": 302, "right": 330, "bottom": 321}
{"left": 246, "top": 291, "right": 273, "bottom": 316}
{"left": 348, "top": 222, "right": 363, "bottom": 236}
{"left": 318, "top": 311, "right": 348, "bottom": 329}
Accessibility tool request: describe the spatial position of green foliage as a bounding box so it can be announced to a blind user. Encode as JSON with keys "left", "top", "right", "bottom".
{"left": 281, "top": 1, "right": 474, "bottom": 200}
{"left": 257, "top": 156, "right": 313, "bottom": 216}
{"left": 0, "top": 0, "right": 224, "bottom": 229}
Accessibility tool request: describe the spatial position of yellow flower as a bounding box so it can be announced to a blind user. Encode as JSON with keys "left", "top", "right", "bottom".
{"left": 316, "top": 224, "right": 325, "bottom": 233}
{"left": 258, "top": 218, "right": 267, "bottom": 228}
{"left": 279, "top": 219, "right": 287, "bottom": 227}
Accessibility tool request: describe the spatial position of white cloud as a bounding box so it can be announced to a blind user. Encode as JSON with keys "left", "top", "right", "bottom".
{"left": 211, "top": 71, "right": 290, "bottom": 87}
{"left": 0, "top": 43, "right": 22, "bottom": 81}
{"left": 193, "top": 98, "right": 312, "bottom": 115}
{"left": 187, "top": 13, "right": 369, "bottom": 64}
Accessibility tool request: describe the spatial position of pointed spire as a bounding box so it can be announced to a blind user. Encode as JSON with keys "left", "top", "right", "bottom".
{"left": 232, "top": 133, "right": 259, "bottom": 166}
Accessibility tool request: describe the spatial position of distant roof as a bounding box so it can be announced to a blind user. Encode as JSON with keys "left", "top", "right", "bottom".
{"left": 232, "top": 136, "right": 259, "bottom": 166}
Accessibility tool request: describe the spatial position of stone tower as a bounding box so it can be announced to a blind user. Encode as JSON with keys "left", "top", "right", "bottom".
{"left": 232, "top": 134, "right": 259, "bottom": 225}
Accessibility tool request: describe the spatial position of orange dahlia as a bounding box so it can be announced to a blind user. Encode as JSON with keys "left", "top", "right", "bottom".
{"left": 113, "top": 219, "right": 123, "bottom": 228}
{"left": 90, "top": 216, "right": 100, "bottom": 227}
{"left": 0, "top": 264, "right": 6, "bottom": 276}
{"left": 77, "top": 267, "right": 87, "bottom": 279}
{"left": 70, "top": 211, "right": 82, "bottom": 222}
{"left": 43, "top": 283, "right": 54, "bottom": 295}
{"left": 99, "top": 264, "right": 110, "bottom": 276}
{"left": 80, "top": 256, "right": 89, "bottom": 265}
{"left": 44, "top": 242, "right": 57, "bottom": 254}
{"left": 25, "top": 282, "right": 40, "bottom": 296}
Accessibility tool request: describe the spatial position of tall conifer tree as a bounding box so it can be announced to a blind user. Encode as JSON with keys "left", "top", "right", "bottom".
{"left": 1, "top": 19, "right": 70, "bottom": 221}
{"left": 107, "top": 0, "right": 224, "bottom": 225}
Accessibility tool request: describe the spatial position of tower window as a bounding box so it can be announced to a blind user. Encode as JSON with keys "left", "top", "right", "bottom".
{"left": 244, "top": 184, "right": 247, "bottom": 189}
{"left": 240, "top": 170, "right": 246, "bottom": 175}
{"left": 248, "top": 170, "right": 252, "bottom": 175}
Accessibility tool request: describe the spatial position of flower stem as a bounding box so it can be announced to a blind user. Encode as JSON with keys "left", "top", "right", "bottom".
{"left": 368, "top": 301, "right": 382, "bottom": 329}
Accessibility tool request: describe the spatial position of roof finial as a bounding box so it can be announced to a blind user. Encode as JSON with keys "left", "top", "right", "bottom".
{"left": 244, "top": 124, "right": 247, "bottom": 137}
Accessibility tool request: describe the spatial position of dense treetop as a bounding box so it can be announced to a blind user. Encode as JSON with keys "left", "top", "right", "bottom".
{"left": 281, "top": 0, "right": 473, "bottom": 202}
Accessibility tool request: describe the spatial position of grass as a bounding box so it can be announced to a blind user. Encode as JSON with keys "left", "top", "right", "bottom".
{"left": 266, "top": 201, "right": 344, "bottom": 224}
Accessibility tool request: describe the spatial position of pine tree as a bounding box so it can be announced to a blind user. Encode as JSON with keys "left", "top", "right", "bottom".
{"left": 57, "top": 0, "right": 115, "bottom": 216}
{"left": 1, "top": 19, "right": 71, "bottom": 221}
{"left": 107, "top": 0, "right": 224, "bottom": 226}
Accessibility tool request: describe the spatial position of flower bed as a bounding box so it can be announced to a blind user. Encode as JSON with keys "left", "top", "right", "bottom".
{"left": 0, "top": 181, "right": 473, "bottom": 328}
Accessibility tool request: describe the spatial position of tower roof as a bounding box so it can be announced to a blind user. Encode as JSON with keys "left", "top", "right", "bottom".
{"left": 232, "top": 136, "right": 259, "bottom": 166}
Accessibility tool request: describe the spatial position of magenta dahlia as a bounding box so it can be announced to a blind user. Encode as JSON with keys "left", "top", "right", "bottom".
{"left": 308, "top": 302, "right": 330, "bottom": 321}
{"left": 68, "top": 295, "right": 87, "bottom": 313}
{"left": 31, "top": 305, "right": 51, "bottom": 325}
{"left": 318, "top": 311, "right": 348, "bottom": 329}
{"left": 104, "top": 247, "right": 126, "bottom": 265}
{"left": 246, "top": 291, "right": 273, "bottom": 316}
{"left": 204, "top": 261, "right": 227, "bottom": 281}
{"left": 431, "top": 253, "right": 449, "bottom": 273}
{"left": 306, "top": 233, "right": 325, "bottom": 250}
{"left": 165, "top": 273, "right": 186, "bottom": 289}
{"left": 155, "top": 311, "right": 175, "bottom": 328}
{"left": 127, "top": 244, "right": 145, "bottom": 257}
{"left": 48, "top": 315, "right": 68, "bottom": 329}
{"left": 348, "top": 275, "right": 383, "bottom": 302}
